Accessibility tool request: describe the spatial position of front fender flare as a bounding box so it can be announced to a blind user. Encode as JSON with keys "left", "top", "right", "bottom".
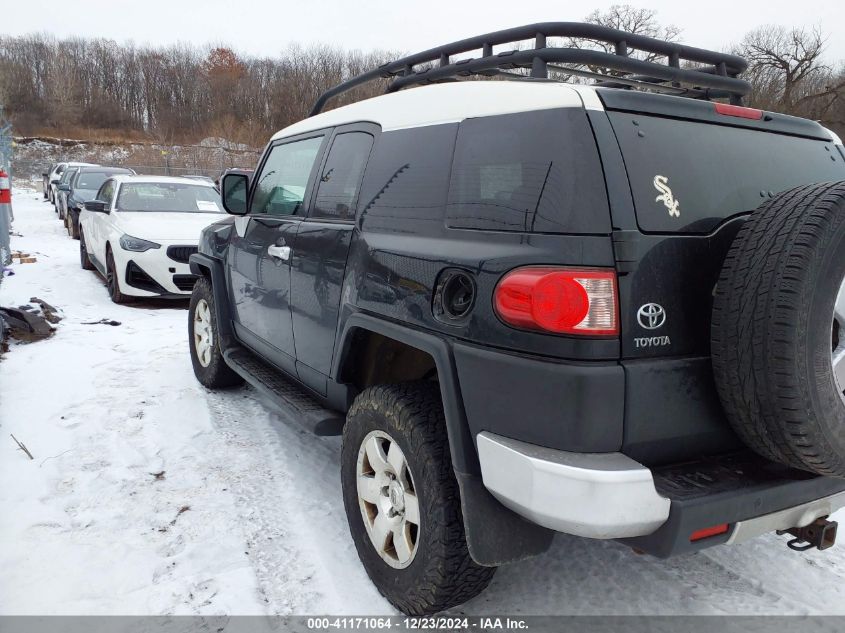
{"left": 189, "top": 253, "right": 235, "bottom": 350}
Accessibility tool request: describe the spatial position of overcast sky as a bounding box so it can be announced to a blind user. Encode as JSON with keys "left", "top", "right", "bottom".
{"left": 5, "top": 0, "right": 844, "bottom": 63}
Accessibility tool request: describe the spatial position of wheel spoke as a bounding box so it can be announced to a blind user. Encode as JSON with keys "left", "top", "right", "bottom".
{"left": 386, "top": 440, "right": 405, "bottom": 476}
{"left": 836, "top": 281, "right": 845, "bottom": 325}
{"left": 833, "top": 348, "right": 845, "bottom": 391}
{"left": 365, "top": 436, "right": 389, "bottom": 474}
{"left": 392, "top": 523, "right": 413, "bottom": 563}
{"left": 403, "top": 492, "right": 420, "bottom": 525}
{"left": 371, "top": 512, "right": 391, "bottom": 551}
{"left": 357, "top": 474, "right": 381, "bottom": 504}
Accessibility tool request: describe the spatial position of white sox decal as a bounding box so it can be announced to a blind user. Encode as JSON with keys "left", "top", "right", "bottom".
{"left": 653, "top": 175, "right": 681, "bottom": 218}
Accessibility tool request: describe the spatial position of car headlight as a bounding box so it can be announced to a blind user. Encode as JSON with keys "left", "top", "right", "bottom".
{"left": 119, "top": 234, "right": 161, "bottom": 252}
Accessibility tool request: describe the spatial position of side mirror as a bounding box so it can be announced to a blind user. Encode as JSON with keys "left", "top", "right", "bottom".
{"left": 42, "top": 172, "right": 48, "bottom": 178}
{"left": 84, "top": 200, "right": 108, "bottom": 213}
{"left": 50, "top": 178, "right": 61, "bottom": 185}
{"left": 58, "top": 184, "right": 71, "bottom": 192}
{"left": 221, "top": 172, "right": 249, "bottom": 215}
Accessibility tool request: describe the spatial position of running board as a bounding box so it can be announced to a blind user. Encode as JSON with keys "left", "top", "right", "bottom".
{"left": 223, "top": 345, "right": 345, "bottom": 436}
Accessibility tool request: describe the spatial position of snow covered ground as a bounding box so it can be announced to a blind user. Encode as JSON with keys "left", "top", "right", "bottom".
{"left": 2, "top": 185, "right": 845, "bottom": 616}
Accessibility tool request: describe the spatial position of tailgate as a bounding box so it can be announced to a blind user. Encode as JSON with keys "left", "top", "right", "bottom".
{"left": 599, "top": 90, "right": 845, "bottom": 360}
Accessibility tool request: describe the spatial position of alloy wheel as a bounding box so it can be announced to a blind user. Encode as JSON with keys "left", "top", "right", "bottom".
{"left": 356, "top": 430, "right": 420, "bottom": 569}
{"left": 193, "top": 299, "right": 214, "bottom": 368}
{"left": 833, "top": 277, "right": 845, "bottom": 404}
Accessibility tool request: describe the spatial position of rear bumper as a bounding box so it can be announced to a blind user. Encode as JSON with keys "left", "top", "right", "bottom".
{"left": 727, "top": 490, "right": 845, "bottom": 545}
{"left": 477, "top": 432, "right": 845, "bottom": 555}
{"left": 476, "top": 432, "right": 670, "bottom": 538}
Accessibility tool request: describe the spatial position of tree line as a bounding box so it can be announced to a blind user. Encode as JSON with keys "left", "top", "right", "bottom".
{"left": 1, "top": 5, "right": 843, "bottom": 146}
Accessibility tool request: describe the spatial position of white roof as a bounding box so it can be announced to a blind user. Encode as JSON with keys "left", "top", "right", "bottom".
{"left": 111, "top": 175, "right": 215, "bottom": 187}
{"left": 272, "top": 82, "right": 603, "bottom": 139}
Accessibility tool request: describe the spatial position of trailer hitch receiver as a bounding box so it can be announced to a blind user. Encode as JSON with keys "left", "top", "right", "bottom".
{"left": 777, "top": 517, "right": 838, "bottom": 551}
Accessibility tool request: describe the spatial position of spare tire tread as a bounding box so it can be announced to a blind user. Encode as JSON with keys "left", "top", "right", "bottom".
{"left": 712, "top": 180, "right": 845, "bottom": 476}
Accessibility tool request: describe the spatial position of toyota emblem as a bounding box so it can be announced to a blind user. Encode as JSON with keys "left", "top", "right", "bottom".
{"left": 637, "top": 303, "right": 666, "bottom": 330}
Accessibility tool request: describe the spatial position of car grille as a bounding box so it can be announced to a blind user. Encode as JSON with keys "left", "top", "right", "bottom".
{"left": 166, "top": 245, "right": 198, "bottom": 264}
{"left": 173, "top": 274, "right": 198, "bottom": 291}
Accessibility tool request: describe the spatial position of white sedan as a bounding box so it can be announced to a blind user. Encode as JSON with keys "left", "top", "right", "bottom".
{"left": 78, "top": 175, "right": 225, "bottom": 303}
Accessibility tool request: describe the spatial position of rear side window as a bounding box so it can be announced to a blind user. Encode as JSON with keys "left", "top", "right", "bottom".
{"left": 446, "top": 108, "right": 610, "bottom": 234}
{"left": 610, "top": 112, "right": 845, "bottom": 233}
{"left": 312, "top": 132, "right": 374, "bottom": 221}
{"left": 358, "top": 124, "right": 458, "bottom": 233}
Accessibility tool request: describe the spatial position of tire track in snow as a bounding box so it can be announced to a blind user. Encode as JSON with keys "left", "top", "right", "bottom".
{"left": 202, "top": 388, "right": 390, "bottom": 615}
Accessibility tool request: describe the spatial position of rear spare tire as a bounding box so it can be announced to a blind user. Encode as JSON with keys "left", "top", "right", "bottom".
{"left": 712, "top": 181, "right": 845, "bottom": 477}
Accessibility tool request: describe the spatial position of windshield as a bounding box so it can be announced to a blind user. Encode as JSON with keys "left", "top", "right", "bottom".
{"left": 116, "top": 183, "right": 223, "bottom": 213}
{"left": 60, "top": 168, "right": 78, "bottom": 184}
{"left": 76, "top": 171, "right": 126, "bottom": 191}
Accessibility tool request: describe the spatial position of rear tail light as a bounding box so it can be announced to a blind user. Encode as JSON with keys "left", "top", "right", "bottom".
{"left": 494, "top": 267, "right": 618, "bottom": 336}
{"left": 714, "top": 103, "right": 763, "bottom": 120}
{"left": 690, "top": 524, "right": 730, "bottom": 542}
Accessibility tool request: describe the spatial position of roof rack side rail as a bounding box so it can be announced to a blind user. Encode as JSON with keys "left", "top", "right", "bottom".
{"left": 309, "top": 22, "right": 750, "bottom": 116}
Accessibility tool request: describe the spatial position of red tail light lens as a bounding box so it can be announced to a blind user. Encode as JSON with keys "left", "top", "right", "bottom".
{"left": 714, "top": 103, "right": 763, "bottom": 120}
{"left": 690, "top": 524, "right": 729, "bottom": 542}
{"left": 494, "top": 267, "right": 618, "bottom": 336}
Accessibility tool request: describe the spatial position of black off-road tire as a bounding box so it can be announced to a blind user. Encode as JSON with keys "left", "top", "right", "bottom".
{"left": 712, "top": 181, "right": 845, "bottom": 477}
{"left": 188, "top": 276, "right": 243, "bottom": 389}
{"left": 341, "top": 382, "right": 495, "bottom": 615}
{"left": 79, "top": 230, "right": 94, "bottom": 270}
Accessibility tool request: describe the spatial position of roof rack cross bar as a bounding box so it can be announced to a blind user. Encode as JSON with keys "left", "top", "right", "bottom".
{"left": 309, "top": 22, "right": 751, "bottom": 116}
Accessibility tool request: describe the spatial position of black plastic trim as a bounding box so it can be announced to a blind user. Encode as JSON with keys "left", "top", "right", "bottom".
{"left": 622, "top": 455, "right": 845, "bottom": 558}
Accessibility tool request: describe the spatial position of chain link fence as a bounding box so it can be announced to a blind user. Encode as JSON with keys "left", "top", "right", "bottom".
{"left": 11, "top": 141, "right": 262, "bottom": 184}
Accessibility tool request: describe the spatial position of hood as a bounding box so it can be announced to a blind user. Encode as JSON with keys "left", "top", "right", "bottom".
{"left": 114, "top": 212, "right": 226, "bottom": 241}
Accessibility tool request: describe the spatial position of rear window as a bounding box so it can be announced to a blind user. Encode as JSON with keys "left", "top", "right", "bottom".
{"left": 609, "top": 112, "right": 845, "bottom": 233}
{"left": 446, "top": 108, "right": 610, "bottom": 234}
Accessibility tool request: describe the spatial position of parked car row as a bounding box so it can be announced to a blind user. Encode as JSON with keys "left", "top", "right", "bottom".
{"left": 43, "top": 161, "right": 227, "bottom": 303}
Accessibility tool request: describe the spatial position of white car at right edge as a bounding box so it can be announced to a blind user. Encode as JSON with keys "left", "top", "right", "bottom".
{"left": 78, "top": 175, "right": 225, "bottom": 303}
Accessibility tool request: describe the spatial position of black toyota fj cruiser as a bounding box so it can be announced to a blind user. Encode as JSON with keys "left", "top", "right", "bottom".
{"left": 187, "top": 23, "right": 845, "bottom": 615}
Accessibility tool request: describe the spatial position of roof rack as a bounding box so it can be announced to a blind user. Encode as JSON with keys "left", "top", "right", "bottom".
{"left": 310, "top": 22, "right": 750, "bottom": 115}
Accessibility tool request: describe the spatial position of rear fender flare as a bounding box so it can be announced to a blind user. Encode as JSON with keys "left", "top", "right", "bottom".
{"left": 333, "top": 312, "right": 555, "bottom": 566}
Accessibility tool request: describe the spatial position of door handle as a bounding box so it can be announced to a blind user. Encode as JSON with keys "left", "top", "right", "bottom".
{"left": 268, "top": 245, "right": 291, "bottom": 261}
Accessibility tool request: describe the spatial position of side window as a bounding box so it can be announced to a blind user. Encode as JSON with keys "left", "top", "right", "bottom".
{"left": 312, "top": 132, "right": 374, "bottom": 221}
{"left": 251, "top": 136, "right": 324, "bottom": 216}
{"left": 446, "top": 109, "right": 609, "bottom": 234}
{"left": 357, "top": 124, "right": 458, "bottom": 233}
{"left": 97, "top": 180, "right": 115, "bottom": 205}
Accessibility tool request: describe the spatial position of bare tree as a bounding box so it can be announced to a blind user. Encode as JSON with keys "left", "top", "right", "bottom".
{"left": 561, "top": 4, "right": 681, "bottom": 77}
{"left": 739, "top": 25, "right": 832, "bottom": 109}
